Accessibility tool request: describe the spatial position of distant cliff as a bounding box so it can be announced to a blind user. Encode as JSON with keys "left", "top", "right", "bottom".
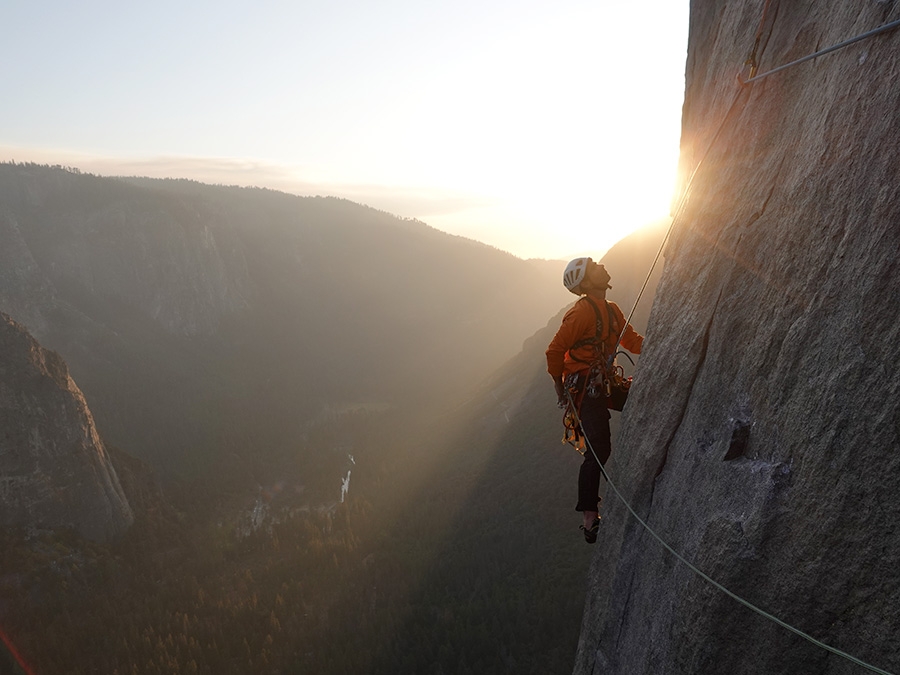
{"left": 0, "top": 165, "right": 570, "bottom": 476}
{"left": 0, "top": 312, "right": 133, "bottom": 541}
{"left": 575, "top": 2, "right": 900, "bottom": 674}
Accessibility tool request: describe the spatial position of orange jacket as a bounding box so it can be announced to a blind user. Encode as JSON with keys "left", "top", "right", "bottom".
{"left": 546, "top": 293, "right": 643, "bottom": 380}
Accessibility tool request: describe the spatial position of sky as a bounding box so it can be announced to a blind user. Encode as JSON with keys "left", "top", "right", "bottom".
{"left": 1, "top": 1, "right": 689, "bottom": 261}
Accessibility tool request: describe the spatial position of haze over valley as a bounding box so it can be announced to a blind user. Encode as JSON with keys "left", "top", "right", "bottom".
{"left": 5, "top": 1, "right": 898, "bottom": 672}
{"left": 0, "top": 162, "right": 667, "bottom": 674}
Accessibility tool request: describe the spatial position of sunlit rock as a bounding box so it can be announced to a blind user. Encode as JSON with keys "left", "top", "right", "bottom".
{"left": 0, "top": 313, "right": 133, "bottom": 541}
{"left": 574, "top": 2, "right": 900, "bottom": 673}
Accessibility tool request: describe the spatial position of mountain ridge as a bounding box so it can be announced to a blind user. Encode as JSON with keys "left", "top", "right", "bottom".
{"left": 0, "top": 162, "right": 571, "bottom": 478}
{"left": 0, "top": 187, "right": 668, "bottom": 672}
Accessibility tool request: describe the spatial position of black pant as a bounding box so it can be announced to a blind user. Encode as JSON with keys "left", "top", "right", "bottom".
{"left": 576, "top": 392, "right": 611, "bottom": 512}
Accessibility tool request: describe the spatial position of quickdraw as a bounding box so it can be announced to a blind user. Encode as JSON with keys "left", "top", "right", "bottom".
{"left": 561, "top": 372, "right": 586, "bottom": 454}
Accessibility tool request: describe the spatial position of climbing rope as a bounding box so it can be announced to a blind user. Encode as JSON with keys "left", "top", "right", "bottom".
{"left": 566, "top": 391, "right": 895, "bottom": 675}
{"left": 742, "top": 17, "right": 900, "bottom": 84}
{"left": 610, "top": 11, "right": 900, "bottom": 358}
{"left": 587, "top": 12, "right": 900, "bottom": 674}
{"left": 609, "top": 84, "right": 748, "bottom": 368}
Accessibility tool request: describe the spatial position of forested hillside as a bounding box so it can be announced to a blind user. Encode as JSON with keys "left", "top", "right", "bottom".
{"left": 0, "top": 163, "right": 569, "bottom": 484}
{"left": 0, "top": 214, "right": 665, "bottom": 674}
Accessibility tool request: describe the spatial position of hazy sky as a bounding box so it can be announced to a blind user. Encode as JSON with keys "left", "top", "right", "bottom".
{"left": 2, "top": 1, "right": 688, "bottom": 260}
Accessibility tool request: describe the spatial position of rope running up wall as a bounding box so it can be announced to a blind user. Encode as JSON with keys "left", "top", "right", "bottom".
{"left": 592, "top": 11, "right": 900, "bottom": 675}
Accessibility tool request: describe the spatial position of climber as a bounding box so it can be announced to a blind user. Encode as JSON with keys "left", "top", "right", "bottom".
{"left": 546, "top": 257, "right": 643, "bottom": 543}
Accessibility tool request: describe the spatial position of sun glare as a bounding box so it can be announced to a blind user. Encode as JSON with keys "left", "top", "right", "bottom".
{"left": 1, "top": 2, "right": 687, "bottom": 264}
{"left": 358, "top": 3, "right": 685, "bottom": 262}
{"left": 420, "top": 137, "right": 681, "bottom": 261}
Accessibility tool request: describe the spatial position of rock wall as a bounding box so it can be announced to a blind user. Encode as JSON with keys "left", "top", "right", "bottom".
{"left": 574, "top": 2, "right": 900, "bottom": 674}
{"left": 0, "top": 313, "right": 133, "bottom": 541}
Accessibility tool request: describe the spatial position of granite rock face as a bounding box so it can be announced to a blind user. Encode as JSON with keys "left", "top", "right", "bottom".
{"left": 0, "top": 313, "right": 133, "bottom": 541}
{"left": 574, "top": 2, "right": 900, "bottom": 674}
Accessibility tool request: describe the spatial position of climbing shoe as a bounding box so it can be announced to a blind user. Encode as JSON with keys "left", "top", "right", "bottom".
{"left": 580, "top": 516, "right": 601, "bottom": 544}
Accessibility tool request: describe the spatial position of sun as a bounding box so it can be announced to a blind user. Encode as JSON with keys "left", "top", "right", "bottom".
{"left": 492, "top": 143, "right": 680, "bottom": 260}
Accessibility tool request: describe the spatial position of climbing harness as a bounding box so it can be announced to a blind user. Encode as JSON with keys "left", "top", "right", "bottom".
{"left": 568, "top": 296, "right": 619, "bottom": 366}
{"left": 580, "top": 8, "right": 900, "bottom": 674}
{"left": 566, "top": 389, "right": 896, "bottom": 675}
{"left": 561, "top": 298, "right": 633, "bottom": 449}
{"left": 561, "top": 363, "right": 631, "bottom": 450}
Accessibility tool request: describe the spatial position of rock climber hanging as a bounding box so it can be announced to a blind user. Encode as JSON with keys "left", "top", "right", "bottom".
{"left": 545, "top": 257, "right": 644, "bottom": 544}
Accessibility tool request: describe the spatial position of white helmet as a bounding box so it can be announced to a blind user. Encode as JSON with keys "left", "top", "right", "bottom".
{"left": 563, "top": 257, "right": 591, "bottom": 294}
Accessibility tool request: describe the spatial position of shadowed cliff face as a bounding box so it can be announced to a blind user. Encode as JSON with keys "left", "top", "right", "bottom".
{"left": 0, "top": 313, "right": 133, "bottom": 541}
{"left": 575, "top": 2, "right": 900, "bottom": 674}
